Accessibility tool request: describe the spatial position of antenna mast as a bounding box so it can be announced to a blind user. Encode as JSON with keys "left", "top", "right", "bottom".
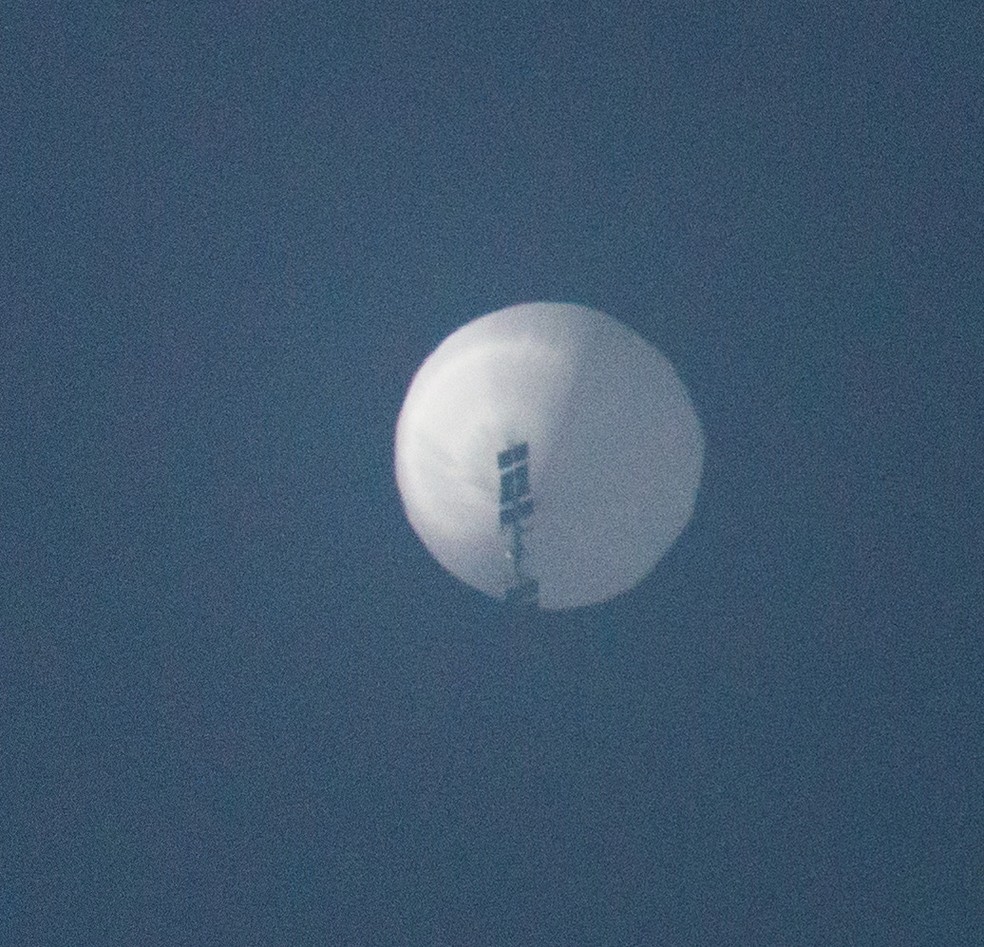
{"left": 497, "top": 442, "right": 539, "bottom": 606}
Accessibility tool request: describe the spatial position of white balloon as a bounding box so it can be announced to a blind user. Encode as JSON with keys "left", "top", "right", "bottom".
{"left": 394, "top": 302, "right": 704, "bottom": 610}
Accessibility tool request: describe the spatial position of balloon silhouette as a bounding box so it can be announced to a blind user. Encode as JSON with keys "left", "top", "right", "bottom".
{"left": 394, "top": 302, "right": 704, "bottom": 609}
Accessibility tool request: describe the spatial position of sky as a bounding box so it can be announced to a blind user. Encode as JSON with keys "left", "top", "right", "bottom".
{"left": 1, "top": 2, "right": 981, "bottom": 945}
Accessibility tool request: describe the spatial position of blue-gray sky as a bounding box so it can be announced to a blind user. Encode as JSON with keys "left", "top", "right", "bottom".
{"left": 2, "top": 2, "right": 981, "bottom": 944}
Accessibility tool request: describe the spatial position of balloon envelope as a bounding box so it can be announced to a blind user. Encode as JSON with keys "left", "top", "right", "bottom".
{"left": 394, "top": 302, "right": 704, "bottom": 609}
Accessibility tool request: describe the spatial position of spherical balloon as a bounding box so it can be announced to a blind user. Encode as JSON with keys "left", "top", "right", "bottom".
{"left": 394, "top": 302, "right": 704, "bottom": 610}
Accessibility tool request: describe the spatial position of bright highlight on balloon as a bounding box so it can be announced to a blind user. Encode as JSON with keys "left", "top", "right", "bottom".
{"left": 394, "top": 302, "right": 704, "bottom": 610}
